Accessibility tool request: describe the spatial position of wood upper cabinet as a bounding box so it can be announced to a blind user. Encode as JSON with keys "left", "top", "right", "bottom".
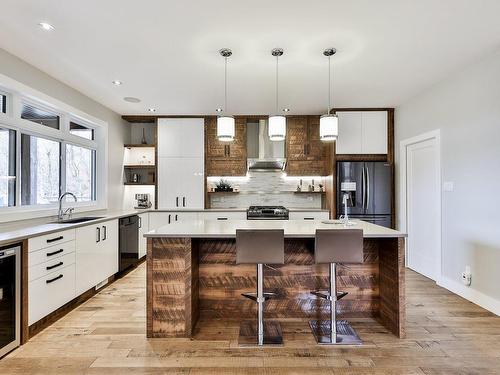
{"left": 285, "top": 116, "right": 330, "bottom": 175}
{"left": 205, "top": 117, "right": 247, "bottom": 176}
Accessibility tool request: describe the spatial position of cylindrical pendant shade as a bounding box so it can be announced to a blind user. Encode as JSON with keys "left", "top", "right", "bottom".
{"left": 217, "top": 115, "right": 235, "bottom": 141}
{"left": 320, "top": 114, "right": 338, "bottom": 141}
{"left": 268, "top": 115, "right": 286, "bottom": 141}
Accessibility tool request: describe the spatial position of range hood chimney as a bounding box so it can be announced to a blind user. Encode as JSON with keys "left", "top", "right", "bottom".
{"left": 247, "top": 120, "right": 286, "bottom": 171}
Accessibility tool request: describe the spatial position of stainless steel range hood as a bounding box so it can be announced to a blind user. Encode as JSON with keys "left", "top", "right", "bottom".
{"left": 246, "top": 120, "right": 286, "bottom": 171}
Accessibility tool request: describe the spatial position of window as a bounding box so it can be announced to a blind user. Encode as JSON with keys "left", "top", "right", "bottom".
{"left": 66, "top": 144, "right": 96, "bottom": 202}
{"left": 0, "top": 127, "right": 16, "bottom": 207}
{"left": 21, "top": 102, "right": 60, "bottom": 129}
{"left": 21, "top": 134, "right": 60, "bottom": 205}
{"left": 0, "top": 94, "right": 6, "bottom": 114}
{"left": 70, "top": 121, "right": 94, "bottom": 140}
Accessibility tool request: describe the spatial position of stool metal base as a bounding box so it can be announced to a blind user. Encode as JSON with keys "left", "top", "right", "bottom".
{"left": 238, "top": 320, "right": 284, "bottom": 347}
{"left": 309, "top": 320, "right": 362, "bottom": 345}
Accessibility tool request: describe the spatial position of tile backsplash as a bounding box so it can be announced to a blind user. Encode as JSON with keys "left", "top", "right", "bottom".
{"left": 208, "top": 172, "right": 325, "bottom": 209}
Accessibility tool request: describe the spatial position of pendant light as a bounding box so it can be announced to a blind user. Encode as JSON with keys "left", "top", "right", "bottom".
{"left": 217, "top": 48, "right": 235, "bottom": 142}
{"left": 268, "top": 48, "right": 286, "bottom": 141}
{"left": 320, "top": 48, "right": 339, "bottom": 142}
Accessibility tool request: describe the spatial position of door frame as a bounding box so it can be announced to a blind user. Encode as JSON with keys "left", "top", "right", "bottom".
{"left": 399, "top": 129, "right": 442, "bottom": 282}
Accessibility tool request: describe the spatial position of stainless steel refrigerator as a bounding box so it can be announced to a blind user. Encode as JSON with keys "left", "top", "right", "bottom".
{"left": 337, "top": 161, "right": 392, "bottom": 228}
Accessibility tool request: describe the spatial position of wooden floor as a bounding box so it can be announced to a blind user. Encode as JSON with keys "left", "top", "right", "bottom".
{"left": 1, "top": 263, "right": 499, "bottom": 374}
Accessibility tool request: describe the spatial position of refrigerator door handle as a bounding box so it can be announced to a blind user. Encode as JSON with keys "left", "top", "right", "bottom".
{"left": 366, "top": 165, "right": 370, "bottom": 210}
{"left": 361, "top": 165, "right": 366, "bottom": 211}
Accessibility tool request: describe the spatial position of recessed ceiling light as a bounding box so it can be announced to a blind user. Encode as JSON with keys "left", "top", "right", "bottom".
{"left": 148, "top": 108, "right": 156, "bottom": 112}
{"left": 38, "top": 22, "right": 54, "bottom": 31}
{"left": 123, "top": 97, "right": 141, "bottom": 103}
{"left": 216, "top": 108, "right": 223, "bottom": 112}
{"left": 112, "top": 80, "right": 123, "bottom": 86}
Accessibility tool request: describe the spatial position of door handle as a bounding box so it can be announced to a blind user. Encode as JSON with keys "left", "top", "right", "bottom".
{"left": 365, "top": 165, "right": 370, "bottom": 210}
{"left": 46, "top": 235, "right": 63, "bottom": 243}
{"left": 176, "top": 197, "right": 179, "bottom": 207}
{"left": 102, "top": 225, "right": 107, "bottom": 241}
{"left": 46, "top": 274, "right": 63, "bottom": 284}
{"left": 46, "top": 249, "right": 63, "bottom": 257}
{"left": 183, "top": 197, "right": 186, "bottom": 207}
{"left": 168, "top": 214, "right": 171, "bottom": 224}
{"left": 175, "top": 214, "right": 178, "bottom": 221}
{"left": 46, "top": 261, "right": 63, "bottom": 271}
{"left": 96, "top": 227, "right": 101, "bottom": 243}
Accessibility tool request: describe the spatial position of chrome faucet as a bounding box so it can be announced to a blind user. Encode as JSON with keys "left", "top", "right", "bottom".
{"left": 58, "top": 192, "right": 77, "bottom": 221}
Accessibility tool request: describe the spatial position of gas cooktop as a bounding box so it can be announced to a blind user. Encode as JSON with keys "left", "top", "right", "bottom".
{"left": 246, "top": 206, "right": 289, "bottom": 220}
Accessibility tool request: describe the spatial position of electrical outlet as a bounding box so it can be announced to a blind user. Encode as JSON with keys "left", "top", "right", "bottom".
{"left": 461, "top": 265, "right": 472, "bottom": 286}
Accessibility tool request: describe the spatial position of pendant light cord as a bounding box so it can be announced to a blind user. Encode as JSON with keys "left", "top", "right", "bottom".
{"left": 224, "top": 56, "right": 228, "bottom": 112}
{"left": 275, "top": 55, "right": 279, "bottom": 113}
{"left": 328, "top": 55, "right": 332, "bottom": 114}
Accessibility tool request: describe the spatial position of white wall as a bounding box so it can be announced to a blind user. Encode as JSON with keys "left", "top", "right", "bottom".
{"left": 0, "top": 48, "right": 129, "bottom": 211}
{"left": 395, "top": 49, "right": 500, "bottom": 313}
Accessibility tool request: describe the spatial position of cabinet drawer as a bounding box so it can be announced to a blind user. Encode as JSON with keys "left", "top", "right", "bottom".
{"left": 289, "top": 212, "right": 330, "bottom": 220}
{"left": 29, "top": 241, "right": 75, "bottom": 267}
{"left": 28, "top": 264, "right": 76, "bottom": 325}
{"left": 28, "top": 229, "right": 76, "bottom": 252}
{"left": 200, "top": 212, "right": 246, "bottom": 221}
{"left": 29, "top": 252, "right": 76, "bottom": 282}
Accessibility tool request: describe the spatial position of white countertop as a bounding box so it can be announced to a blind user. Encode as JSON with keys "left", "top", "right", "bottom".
{"left": 145, "top": 219, "right": 406, "bottom": 239}
{"left": 0, "top": 208, "right": 331, "bottom": 246}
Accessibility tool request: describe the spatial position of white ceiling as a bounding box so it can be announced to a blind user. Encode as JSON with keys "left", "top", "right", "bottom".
{"left": 1, "top": 0, "right": 500, "bottom": 116}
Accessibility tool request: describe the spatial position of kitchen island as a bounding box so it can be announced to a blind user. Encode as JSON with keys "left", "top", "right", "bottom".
{"left": 145, "top": 220, "right": 406, "bottom": 339}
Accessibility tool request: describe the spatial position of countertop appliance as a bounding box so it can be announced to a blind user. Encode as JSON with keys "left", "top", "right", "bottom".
{"left": 119, "top": 215, "right": 139, "bottom": 272}
{"left": 247, "top": 120, "right": 286, "bottom": 171}
{"left": 337, "top": 161, "right": 392, "bottom": 228}
{"left": 135, "top": 193, "right": 152, "bottom": 209}
{"left": 0, "top": 244, "right": 20, "bottom": 358}
{"left": 247, "top": 206, "right": 289, "bottom": 220}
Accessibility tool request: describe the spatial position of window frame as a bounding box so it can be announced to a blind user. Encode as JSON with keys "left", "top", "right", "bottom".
{"left": 0, "top": 78, "right": 108, "bottom": 222}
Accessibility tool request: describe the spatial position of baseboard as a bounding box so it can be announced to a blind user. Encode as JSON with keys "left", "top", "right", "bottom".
{"left": 437, "top": 276, "right": 500, "bottom": 316}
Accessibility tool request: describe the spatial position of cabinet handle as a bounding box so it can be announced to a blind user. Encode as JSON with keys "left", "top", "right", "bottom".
{"left": 304, "top": 217, "right": 315, "bottom": 220}
{"left": 46, "top": 249, "right": 64, "bottom": 257}
{"left": 227, "top": 145, "right": 231, "bottom": 157}
{"left": 175, "top": 214, "right": 178, "bottom": 221}
{"left": 176, "top": 197, "right": 179, "bottom": 207}
{"left": 183, "top": 197, "right": 186, "bottom": 207}
{"left": 168, "top": 214, "right": 171, "bottom": 224}
{"left": 217, "top": 217, "right": 228, "bottom": 220}
{"left": 46, "top": 274, "right": 63, "bottom": 284}
{"left": 46, "top": 261, "right": 63, "bottom": 271}
{"left": 96, "top": 227, "right": 101, "bottom": 243}
{"left": 46, "top": 235, "right": 63, "bottom": 243}
{"left": 139, "top": 217, "right": 142, "bottom": 228}
{"left": 102, "top": 225, "right": 107, "bottom": 241}
{"left": 304, "top": 144, "right": 307, "bottom": 155}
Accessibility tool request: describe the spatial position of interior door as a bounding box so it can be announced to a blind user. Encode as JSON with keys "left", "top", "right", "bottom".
{"left": 406, "top": 137, "right": 440, "bottom": 280}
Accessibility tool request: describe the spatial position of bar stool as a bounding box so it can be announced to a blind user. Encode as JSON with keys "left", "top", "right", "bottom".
{"left": 236, "top": 229, "right": 284, "bottom": 346}
{"left": 310, "top": 229, "right": 363, "bottom": 345}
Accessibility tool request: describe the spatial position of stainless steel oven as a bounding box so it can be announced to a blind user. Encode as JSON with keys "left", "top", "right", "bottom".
{"left": 0, "top": 244, "right": 20, "bottom": 358}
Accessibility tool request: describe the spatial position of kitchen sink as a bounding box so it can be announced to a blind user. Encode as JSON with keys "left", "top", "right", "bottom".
{"left": 52, "top": 216, "right": 104, "bottom": 224}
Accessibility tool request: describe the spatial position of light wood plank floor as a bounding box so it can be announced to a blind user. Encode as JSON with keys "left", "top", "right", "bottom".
{"left": 1, "top": 263, "right": 499, "bottom": 374}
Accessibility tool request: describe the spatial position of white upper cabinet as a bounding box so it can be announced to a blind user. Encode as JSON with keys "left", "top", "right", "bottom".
{"left": 336, "top": 112, "right": 362, "bottom": 154}
{"left": 157, "top": 118, "right": 205, "bottom": 158}
{"left": 336, "top": 111, "right": 388, "bottom": 154}
{"left": 361, "top": 111, "right": 388, "bottom": 154}
{"left": 157, "top": 118, "right": 205, "bottom": 210}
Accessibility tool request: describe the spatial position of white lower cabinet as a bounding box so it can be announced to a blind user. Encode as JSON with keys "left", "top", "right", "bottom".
{"left": 28, "top": 264, "right": 76, "bottom": 325}
{"left": 149, "top": 212, "right": 199, "bottom": 230}
{"left": 289, "top": 211, "right": 330, "bottom": 220}
{"left": 138, "top": 213, "right": 149, "bottom": 259}
{"left": 75, "top": 219, "right": 118, "bottom": 295}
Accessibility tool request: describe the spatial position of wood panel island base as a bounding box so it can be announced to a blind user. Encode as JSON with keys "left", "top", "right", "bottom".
{"left": 146, "top": 220, "right": 406, "bottom": 340}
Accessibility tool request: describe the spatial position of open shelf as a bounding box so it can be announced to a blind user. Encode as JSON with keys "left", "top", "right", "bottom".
{"left": 124, "top": 165, "right": 156, "bottom": 169}
{"left": 124, "top": 182, "right": 156, "bottom": 186}
{"left": 208, "top": 191, "right": 240, "bottom": 194}
{"left": 293, "top": 191, "right": 326, "bottom": 194}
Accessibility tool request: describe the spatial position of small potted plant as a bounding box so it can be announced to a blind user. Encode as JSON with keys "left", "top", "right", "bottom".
{"left": 215, "top": 179, "right": 233, "bottom": 192}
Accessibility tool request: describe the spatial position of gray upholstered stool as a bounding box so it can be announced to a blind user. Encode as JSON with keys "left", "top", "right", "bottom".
{"left": 236, "top": 229, "right": 284, "bottom": 346}
{"left": 310, "top": 229, "right": 363, "bottom": 345}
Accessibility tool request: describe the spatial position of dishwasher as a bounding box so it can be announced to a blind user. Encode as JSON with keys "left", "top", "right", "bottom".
{"left": 0, "top": 244, "right": 20, "bottom": 358}
{"left": 119, "top": 215, "right": 139, "bottom": 272}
